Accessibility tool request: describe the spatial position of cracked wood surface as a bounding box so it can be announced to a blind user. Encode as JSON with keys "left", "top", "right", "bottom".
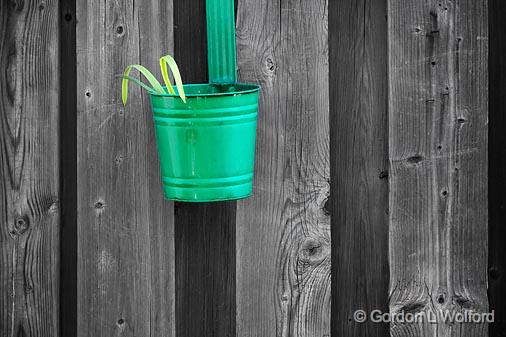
{"left": 388, "top": 0, "right": 488, "bottom": 336}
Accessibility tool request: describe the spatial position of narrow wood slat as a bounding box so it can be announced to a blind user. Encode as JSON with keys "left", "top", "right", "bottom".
{"left": 76, "top": 1, "right": 175, "bottom": 336}
{"left": 329, "top": 0, "right": 390, "bottom": 336}
{"left": 0, "top": 1, "right": 60, "bottom": 336}
{"left": 174, "top": 0, "right": 207, "bottom": 85}
{"left": 59, "top": 0, "right": 78, "bottom": 336}
{"left": 489, "top": 0, "right": 506, "bottom": 335}
{"left": 173, "top": 1, "right": 237, "bottom": 336}
{"left": 174, "top": 203, "right": 236, "bottom": 337}
{"left": 388, "top": 1, "right": 488, "bottom": 336}
{"left": 236, "top": 0, "right": 331, "bottom": 335}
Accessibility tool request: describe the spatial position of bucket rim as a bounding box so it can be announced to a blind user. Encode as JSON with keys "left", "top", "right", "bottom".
{"left": 150, "top": 83, "right": 260, "bottom": 98}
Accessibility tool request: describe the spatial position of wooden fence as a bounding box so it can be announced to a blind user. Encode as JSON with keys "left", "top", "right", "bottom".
{"left": 0, "top": 0, "right": 502, "bottom": 336}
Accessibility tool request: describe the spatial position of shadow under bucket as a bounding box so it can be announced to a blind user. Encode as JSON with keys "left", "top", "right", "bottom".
{"left": 150, "top": 83, "right": 261, "bottom": 202}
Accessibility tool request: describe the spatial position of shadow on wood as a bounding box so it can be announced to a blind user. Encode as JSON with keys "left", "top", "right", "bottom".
{"left": 173, "top": 1, "right": 237, "bottom": 336}
{"left": 174, "top": 202, "right": 236, "bottom": 337}
{"left": 330, "top": 0, "right": 390, "bottom": 336}
{"left": 489, "top": 0, "right": 506, "bottom": 335}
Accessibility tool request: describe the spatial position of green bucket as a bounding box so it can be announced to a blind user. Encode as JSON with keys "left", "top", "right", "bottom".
{"left": 150, "top": 83, "right": 260, "bottom": 202}
{"left": 152, "top": 0, "right": 261, "bottom": 202}
{"left": 117, "top": 0, "right": 261, "bottom": 202}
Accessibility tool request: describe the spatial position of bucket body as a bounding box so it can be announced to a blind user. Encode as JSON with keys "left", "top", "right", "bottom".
{"left": 150, "top": 83, "right": 260, "bottom": 202}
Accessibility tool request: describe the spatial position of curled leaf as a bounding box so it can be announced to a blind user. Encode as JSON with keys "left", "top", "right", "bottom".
{"left": 122, "top": 64, "right": 165, "bottom": 105}
{"left": 159, "top": 59, "right": 176, "bottom": 95}
{"left": 121, "top": 75, "right": 158, "bottom": 94}
{"left": 160, "top": 55, "right": 186, "bottom": 103}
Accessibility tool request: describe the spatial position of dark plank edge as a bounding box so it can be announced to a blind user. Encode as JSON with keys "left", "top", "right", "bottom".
{"left": 329, "top": 0, "right": 390, "bottom": 336}
{"left": 489, "top": 0, "right": 506, "bottom": 335}
{"left": 59, "top": 0, "right": 78, "bottom": 336}
{"left": 174, "top": 202, "right": 237, "bottom": 337}
{"left": 174, "top": 0, "right": 208, "bottom": 84}
{"left": 173, "top": 0, "right": 237, "bottom": 336}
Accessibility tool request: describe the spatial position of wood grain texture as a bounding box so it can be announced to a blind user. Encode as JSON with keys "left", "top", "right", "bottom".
{"left": 388, "top": 0, "right": 488, "bottom": 336}
{"left": 0, "top": 0, "right": 61, "bottom": 336}
{"left": 329, "top": 0, "right": 389, "bottom": 336}
{"left": 76, "top": 1, "right": 174, "bottom": 336}
{"left": 489, "top": 0, "right": 506, "bottom": 335}
{"left": 236, "top": 0, "right": 330, "bottom": 336}
{"left": 173, "top": 1, "right": 237, "bottom": 335}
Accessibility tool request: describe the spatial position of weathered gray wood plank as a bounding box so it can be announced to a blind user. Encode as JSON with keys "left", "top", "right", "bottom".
{"left": 76, "top": 1, "right": 174, "bottom": 336}
{"left": 330, "top": 0, "right": 390, "bottom": 336}
{"left": 236, "top": 0, "right": 330, "bottom": 335}
{"left": 0, "top": 1, "right": 60, "bottom": 336}
{"left": 388, "top": 0, "right": 488, "bottom": 336}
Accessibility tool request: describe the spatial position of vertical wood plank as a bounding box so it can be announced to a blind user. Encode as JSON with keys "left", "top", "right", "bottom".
{"left": 489, "top": 0, "right": 506, "bottom": 335}
{"left": 60, "top": 0, "right": 77, "bottom": 336}
{"left": 174, "top": 203, "right": 236, "bottom": 337}
{"left": 76, "top": 1, "right": 175, "bottom": 336}
{"left": 173, "top": 1, "right": 237, "bottom": 336}
{"left": 174, "top": 0, "right": 207, "bottom": 84}
{"left": 236, "top": 0, "right": 331, "bottom": 336}
{"left": 388, "top": 0, "right": 488, "bottom": 336}
{"left": 0, "top": 0, "right": 60, "bottom": 336}
{"left": 329, "top": 0, "right": 390, "bottom": 336}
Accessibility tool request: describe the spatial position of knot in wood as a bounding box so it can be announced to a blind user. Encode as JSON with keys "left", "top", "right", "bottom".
{"left": 379, "top": 170, "right": 389, "bottom": 180}
{"left": 94, "top": 200, "right": 105, "bottom": 210}
{"left": 399, "top": 301, "right": 426, "bottom": 314}
{"left": 115, "top": 154, "right": 124, "bottom": 166}
{"left": 298, "top": 237, "right": 327, "bottom": 267}
{"left": 453, "top": 295, "right": 477, "bottom": 310}
{"left": 14, "top": 216, "right": 29, "bottom": 234}
{"left": 406, "top": 155, "right": 424, "bottom": 164}
{"left": 116, "top": 25, "right": 124, "bottom": 36}
{"left": 265, "top": 57, "right": 276, "bottom": 73}
{"left": 437, "top": 294, "right": 446, "bottom": 304}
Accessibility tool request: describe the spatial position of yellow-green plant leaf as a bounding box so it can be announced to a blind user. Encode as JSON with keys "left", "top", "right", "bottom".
{"left": 159, "top": 55, "right": 186, "bottom": 103}
{"left": 122, "top": 64, "right": 164, "bottom": 105}
{"left": 159, "top": 58, "right": 176, "bottom": 95}
{"left": 121, "top": 75, "right": 158, "bottom": 94}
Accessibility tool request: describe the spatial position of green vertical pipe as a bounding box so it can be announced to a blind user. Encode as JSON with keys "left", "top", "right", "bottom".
{"left": 206, "top": 0, "right": 237, "bottom": 83}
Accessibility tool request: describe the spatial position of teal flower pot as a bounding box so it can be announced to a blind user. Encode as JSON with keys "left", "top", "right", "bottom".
{"left": 150, "top": 83, "right": 260, "bottom": 202}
